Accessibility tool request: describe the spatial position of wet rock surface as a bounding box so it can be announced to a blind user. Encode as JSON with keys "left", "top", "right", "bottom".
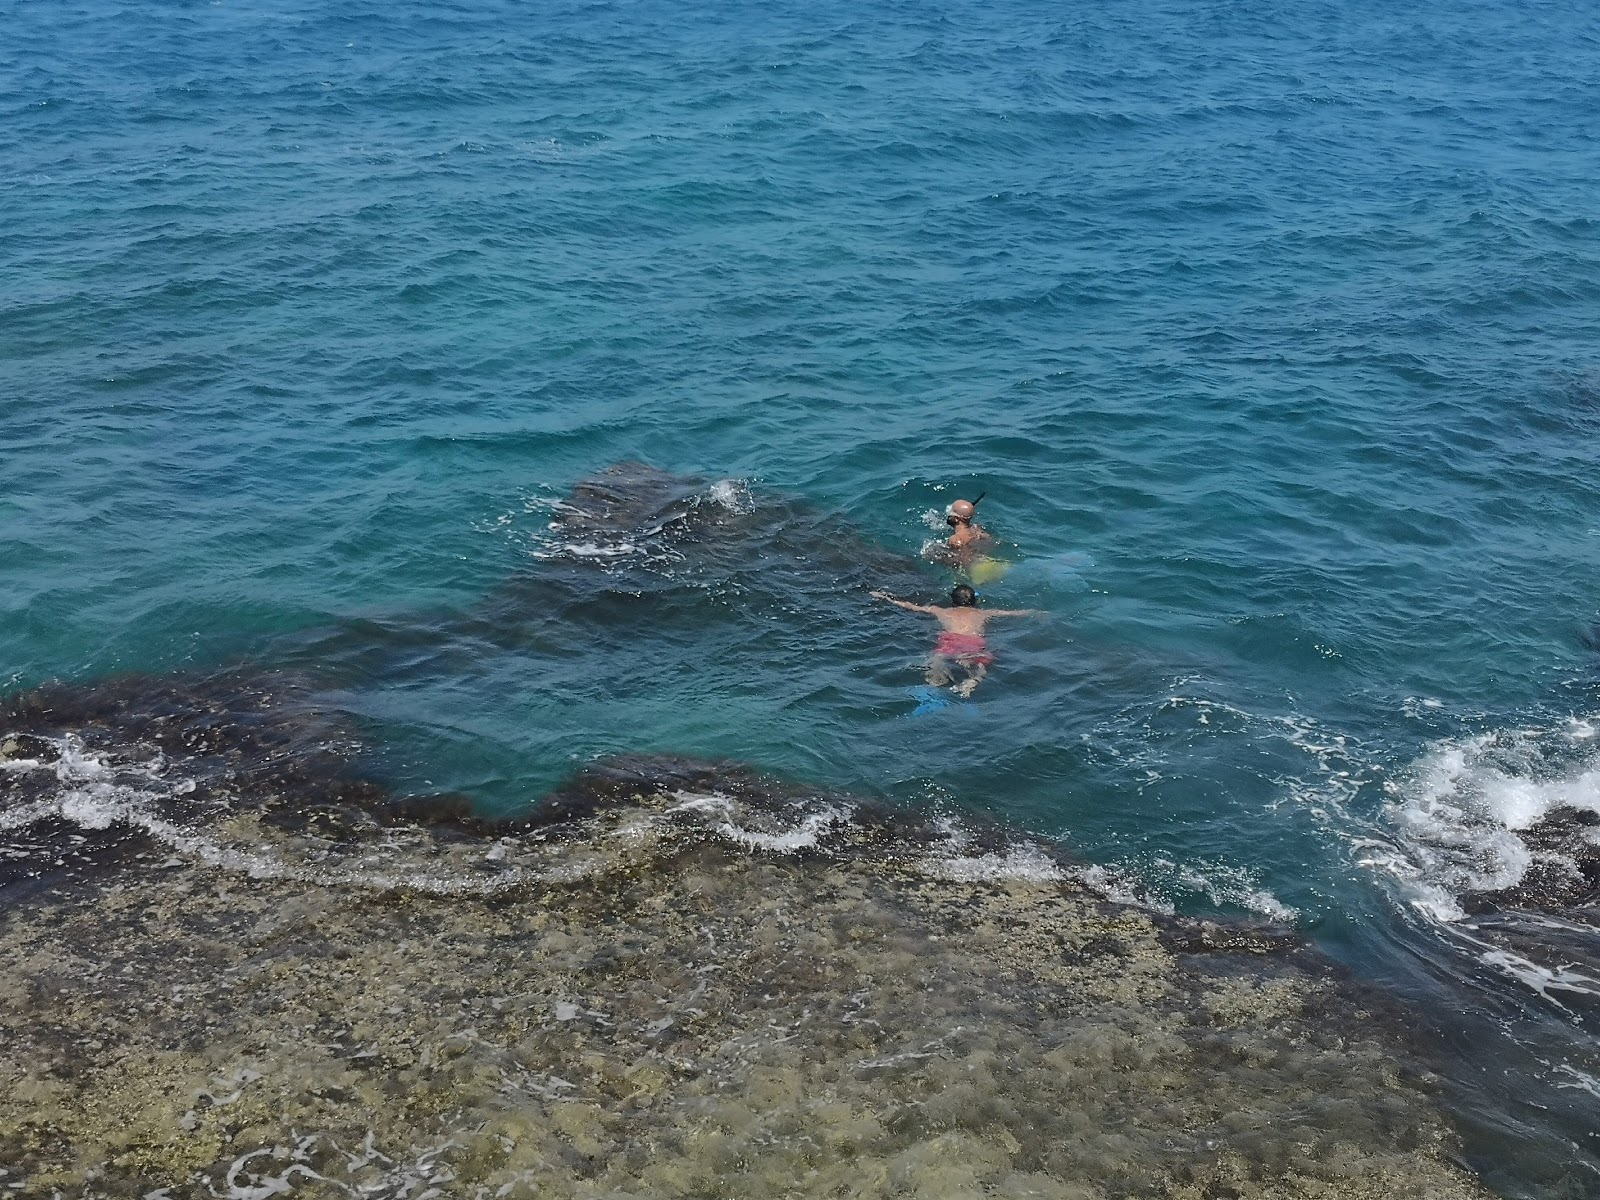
{"left": 0, "top": 744, "right": 1494, "bottom": 1198}
{"left": 1451, "top": 805, "right": 1600, "bottom": 1027}
{"left": 0, "top": 671, "right": 472, "bottom": 897}
{"left": 1467, "top": 805, "right": 1600, "bottom": 914}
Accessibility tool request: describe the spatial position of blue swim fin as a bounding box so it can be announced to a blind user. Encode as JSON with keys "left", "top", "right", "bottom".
{"left": 907, "top": 685, "right": 952, "bottom": 717}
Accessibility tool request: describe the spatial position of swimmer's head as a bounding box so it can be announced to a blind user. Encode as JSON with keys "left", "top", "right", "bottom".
{"left": 950, "top": 584, "right": 977, "bottom": 607}
{"left": 946, "top": 499, "right": 977, "bottom": 526}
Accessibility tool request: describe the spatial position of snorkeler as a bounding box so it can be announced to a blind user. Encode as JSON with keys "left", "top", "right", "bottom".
{"left": 871, "top": 584, "right": 1039, "bottom": 698}
{"left": 944, "top": 498, "right": 992, "bottom": 558}
{"left": 927, "top": 495, "right": 1011, "bottom": 586}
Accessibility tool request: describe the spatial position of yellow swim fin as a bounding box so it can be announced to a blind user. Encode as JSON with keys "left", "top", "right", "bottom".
{"left": 968, "top": 557, "right": 1011, "bottom": 586}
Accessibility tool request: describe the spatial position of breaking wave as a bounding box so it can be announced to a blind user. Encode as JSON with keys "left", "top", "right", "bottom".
{"left": 1363, "top": 718, "right": 1600, "bottom": 922}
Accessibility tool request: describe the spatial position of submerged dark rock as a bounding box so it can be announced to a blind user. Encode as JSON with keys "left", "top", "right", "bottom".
{"left": 261, "top": 462, "right": 942, "bottom": 720}
{"left": 516, "top": 460, "right": 932, "bottom": 597}
{"left": 553, "top": 460, "right": 707, "bottom": 541}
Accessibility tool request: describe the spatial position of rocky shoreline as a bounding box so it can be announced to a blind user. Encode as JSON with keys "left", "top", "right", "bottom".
{"left": 0, "top": 696, "right": 1494, "bottom": 1199}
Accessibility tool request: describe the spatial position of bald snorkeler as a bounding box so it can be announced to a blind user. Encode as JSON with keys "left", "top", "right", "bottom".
{"left": 929, "top": 494, "right": 1012, "bottom": 586}
{"left": 943, "top": 498, "right": 992, "bottom": 560}
{"left": 872, "top": 584, "right": 1039, "bottom": 698}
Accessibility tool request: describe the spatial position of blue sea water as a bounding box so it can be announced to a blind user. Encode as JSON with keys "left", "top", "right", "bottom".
{"left": 5, "top": 0, "right": 1600, "bottom": 1192}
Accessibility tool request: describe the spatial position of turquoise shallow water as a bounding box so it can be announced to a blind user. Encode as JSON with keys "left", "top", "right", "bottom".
{"left": 6, "top": 0, "right": 1600, "bottom": 1192}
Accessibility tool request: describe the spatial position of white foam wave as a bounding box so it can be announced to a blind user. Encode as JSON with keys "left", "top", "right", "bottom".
{"left": 670, "top": 792, "right": 1098, "bottom": 890}
{"left": 0, "top": 733, "right": 561, "bottom": 898}
{"left": 1079, "top": 855, "right": 1298, "bottom": 921}
{"left": 1409, "top": 733, "right": 1600, "bottom": 832}
{"left": 721, "top": 807, "right": 848, "bottom": 853}
{"left": 706, "top": 478, "right": 754, "bottom": 514}
{"left": 1364, "top": 723, "right": 1600, "bottom": 920}
{"left": 530, "top": 539, "right": 642, "bottom": 560}
{"left": 665, "top": 789, "right": 850, "bottom": 854}
{"left": 1, "top": 735, "right": 167, "bottom": 833}
{"left": 1167, "top": 860, "right": 1299, "bottom": 921}
{"left": 930, "top": 846, "right": 1067, "bottom": 884}
{"left": 1078, "top": 863, "right": 1176, "bottom": 915}
{"left": 663, "top": 790, "right": 730, "bottom": 815}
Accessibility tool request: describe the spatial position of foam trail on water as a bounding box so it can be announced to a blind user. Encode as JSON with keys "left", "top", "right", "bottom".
{"left": 1477, "top": 949, "right": 1600, "bottom": 1008}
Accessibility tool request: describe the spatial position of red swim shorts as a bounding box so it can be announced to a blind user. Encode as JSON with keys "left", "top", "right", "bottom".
{"left": 934, "top": 632, "right": 993, "bottom": 665}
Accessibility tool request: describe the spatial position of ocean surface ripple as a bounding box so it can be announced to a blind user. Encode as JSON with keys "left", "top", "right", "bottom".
{"left": 5, "top": 0, "right": 1600, "bottom": 1194}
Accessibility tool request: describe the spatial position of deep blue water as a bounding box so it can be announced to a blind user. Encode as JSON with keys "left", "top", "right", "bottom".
{"left": 6, "top": 0, "right": 1600, "bottom": 1192}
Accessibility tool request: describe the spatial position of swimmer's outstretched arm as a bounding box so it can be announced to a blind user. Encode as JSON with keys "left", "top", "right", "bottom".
{"left": 870, "top": 590, "right": 935, "bottom": 614}
{"left": 986, "top": 608, "right": 1044, "bottom": 618}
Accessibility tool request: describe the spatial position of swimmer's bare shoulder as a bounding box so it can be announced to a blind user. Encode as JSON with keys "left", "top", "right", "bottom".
{"left": 948, "top": 523, "right": 991, "bottom": 550}
{"left": 961, "top": 607, "right": 1040, "bottom": 632}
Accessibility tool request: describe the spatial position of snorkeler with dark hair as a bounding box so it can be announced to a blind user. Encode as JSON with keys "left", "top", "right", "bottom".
{"left": 871, "top": 585, "right": 1039, "bottom": 698}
